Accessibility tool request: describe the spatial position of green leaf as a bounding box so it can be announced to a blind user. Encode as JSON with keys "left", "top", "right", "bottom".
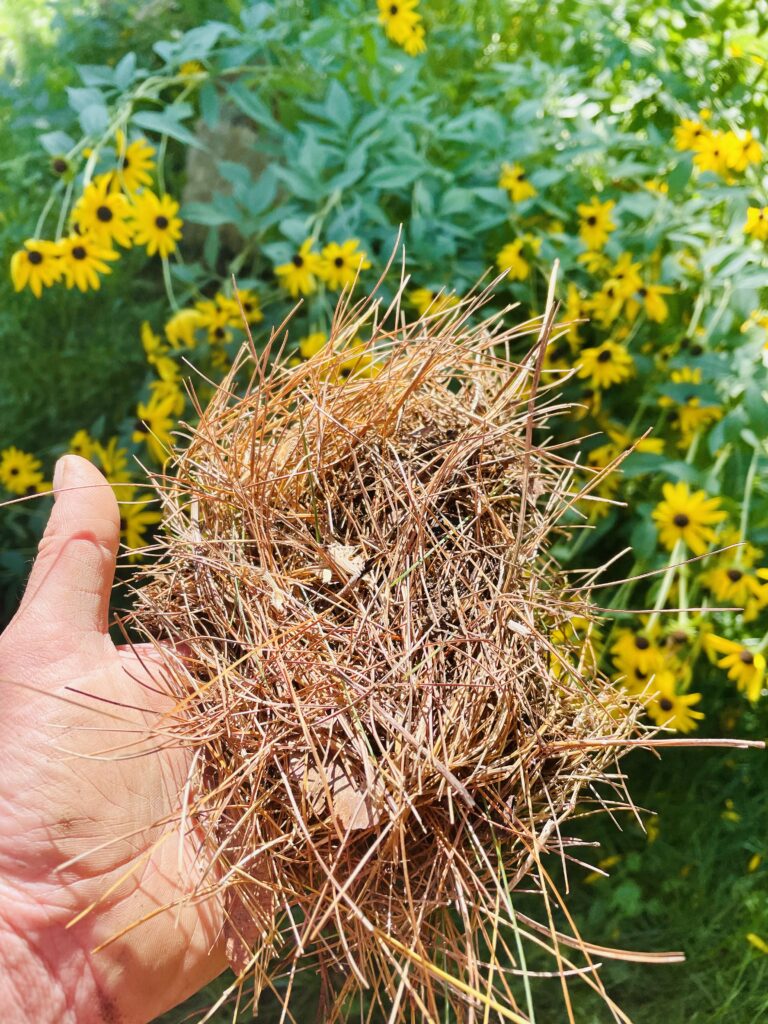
{"left": 66, "top": 86, "right": 105, "bottom": 113}
{"left": 131, "top": 108, "right": 203, "bottom": 149}
{"left": 200, "top": 81, "right": 220, "bottom": 128}
{"left": 180, "top": 201, "right": 234, "bottom": 226}
{"left": 39, "top": 131, "right": 76, "bottom": 156}
{"left": 114, "top": 52, "right": 137, "bottom": 90}
{"left": 367, "top": 164, "right": 423, "bottom": 190}
{"left": 226, "top": 82, "right": 281, "bottom": 132}
{"left": 78, "top": 103, "right": 109, "bottom": 136}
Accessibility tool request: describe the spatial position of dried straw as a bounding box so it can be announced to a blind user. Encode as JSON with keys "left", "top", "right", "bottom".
{"left": 129, "top": 272, "right": 655, "bottom": 1023}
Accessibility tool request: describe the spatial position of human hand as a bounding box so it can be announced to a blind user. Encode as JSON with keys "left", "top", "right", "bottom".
{"left": 0, "top": 455, "right": 225, "bottom": 1023}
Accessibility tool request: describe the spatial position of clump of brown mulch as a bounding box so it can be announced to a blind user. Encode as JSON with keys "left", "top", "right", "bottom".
{"left": 130, "top": 279, "right": 651, "bottom": 1023}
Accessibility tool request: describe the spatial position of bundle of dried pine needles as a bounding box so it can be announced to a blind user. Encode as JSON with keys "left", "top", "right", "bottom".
{"left": 129, "top": 272, "right": 665, "bottom": 1023}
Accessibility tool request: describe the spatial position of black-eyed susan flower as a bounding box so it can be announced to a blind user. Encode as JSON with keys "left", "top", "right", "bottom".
{"left": 377, "top": 0, "right": 424, "bottom": 51}
{"left": 611, "top": 628, "right": 667, "bottom": 684}
{"left": 115, "top": 130, "right": 155, "bottom": 194}
{"left": 194, "top": 295, "right": 242, "bottom": 344}
{"left": 227, "top": 288, "right": 264, "bottom": 324}
{"left": 58, "top": 234, "right": 119, "bottom": 292}
{"left": 130, "top": 190, "right": 183, "bottom": 258}
{"left": 701, "top": 563, "right": 762, "bottom": 607}
{"left": 93, "top": 437, "right": 132, "bottom": 480}
{"left": 498, "top": 162, "right": 536, "bottom": 202}
{"left": 409, "top": 288, "right": 460, "bottom": 316}
{"left": 705, "top": 634, "right": 766, "bottom": 702}
{"left": 606, "top": 252, "right": 643, "bottom": 302}
{"left": 165, "top": 307, "right": 205, "bottom": 349}
{"left": 319, "top": 240, "right": 372, "bottom": 290}
{"left": 589, "top": 283, "right": 623, "bottom": 326}
{"left": 10, "top": 239, "right": 63, "bottom": 297}
{"left": 496, "top": 240, "right": 529, "bottom": 281}
{"left": 275, "top": 238, "right": 323, "bottom": 297}
{"left": 68, "top": 429, "right": 95, "bottom": 460}
{"left": 644, "top": 675, "right": 705, "bottom": 733}
{"left": 577, "top": 341, "right": 634, "bottom": 390}
{"left": 638, "top": 282, "right": 673, "bottom": 323}
{"left": 72, "top": 174, "right": 134, "bottom": 249}
{"left": 652, "top": 481, "right": 726, "bottom": 556}
{"left": 149, "top": 378, "right": 185, "bottom": 416}
{"left": 299, "top": 331, "right": 328, "bottom": 358}
{"left": 117, "top": 486, "right": 162, "bottom": 561}
{"left": 721, "top": 129, "right": 763, "bottom": 172}
{"left": 141, "top": 321, "right": 179, "bottom": 381}
{"left": 0, "top": 447, "right": 45, "bottom": 495}
{"left": 745, "top": 207, "right": 768, "bottom": 242}
{"left": 132, "top": 394, "right": 178, "bottom": 463}
{"left": 577, "top": 197, "right": 615, "bottom": 250}
{"left": 673, "top": 118, "right": 710, "bottom": 152}
{"left": 401, "top": 22, "right": 426, "bottom": 55}
{"left": 693, "top": 131, "right": 733, "bottom": 176}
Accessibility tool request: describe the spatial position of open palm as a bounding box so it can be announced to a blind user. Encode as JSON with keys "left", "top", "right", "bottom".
{"left": 0, "top": 455, "right": 225, "bottom": 1023}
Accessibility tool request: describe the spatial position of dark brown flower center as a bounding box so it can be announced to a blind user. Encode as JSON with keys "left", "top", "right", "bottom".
{"left": 673, "top": 513, "right": 690, "bottom": 528}
{"left": 739, "top": 650, "right": 755, "bottom": 665}
{"left": 597, "top": 349, "right": 612, "bottom": 363}
{"left": 52, "top": 157, "right": 68, "bottom": 174}
{"left": 390, "top": 3, "right": 398, "bottom": 12}
{"left": 659, "top": 697, "right": 674, "bottom": 712}
{"left": 155, "top": 215, "right": 169, "bottom": 230}
{"left": 334, "top": 256, "right": 345, "bottom": 267}
{"left": 28, "top": 250, "right": 43, "bottom": 265}
{"left": 292, "top": 254, "right": 304, "bottom": 268}
{"left": 726, "top": 568, "right": 743, "bottom": 582}
{"left": 634, "top": 636, "right": 650, "bottom": 650}
{"left": 214, "top": 326, "right": 225, "bottom": 340}
{"left": 72, "top": 246, "right": 87, "bottom": 260}
{"left": 586, "top": 215, "right": 597, "bottom": 225}
{"left": 97, "top": 205, "right": 113, "bottom": 222}
{"left": 9, "top": 466, "right": 19, "bottom": 475}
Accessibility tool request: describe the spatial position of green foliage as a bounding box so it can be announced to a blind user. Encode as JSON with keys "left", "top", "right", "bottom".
{"left": 3, "top": 0, "right": 768, "bottom": 1020}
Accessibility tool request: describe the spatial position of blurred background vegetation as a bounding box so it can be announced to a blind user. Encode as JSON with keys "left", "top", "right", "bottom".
{"left": 2, "top": 1, "right": 768, "bottom": 1021}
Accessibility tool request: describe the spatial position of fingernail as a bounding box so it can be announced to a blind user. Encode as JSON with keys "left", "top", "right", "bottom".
{"left": 52, "top": 455, "right": 73, "bottom": 494}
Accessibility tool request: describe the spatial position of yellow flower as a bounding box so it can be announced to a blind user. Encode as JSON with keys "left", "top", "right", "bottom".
{"left": 149, "top": 378, "right": 185, "bottom": 416}
{"left": 496, "top": 240, "right": 529, "bottom": 281}
{"left": 577, "top": 197, "right": 615, "bottom": 250}
{"left": 0, "top": 447, "right": 44, "bottom": 495}
{"left": 132, "top": 395, "right": 177, "bottom": 463}
{"left": 115, "top": 131, "right": 156, "bottom": 194}
{"left": 606, "top": 252, "right": 643, "bottom": 302}
{"left": 10, "top": 239, "right": 63, "bottom": 297}
{"left": 563, "top": 283, "right": 590, "bottom": 347}
{"left": 747, "top": 934, "right": 768, "bottom": 955}
{"left": 578, "top": 250, "right": 612, "bottom": 275}
{"left": 644, "top": 675, "right": 704, "bottom": 733}
{"left": 652, "top": 481, "right": 726, "bottom": 556}
{"left": 725, "top": 129, "right": 763, "bottom": 172}
{"left": 275, "top": 238, "right": 323, "bottom": 297}
{"left": 611, "top": 629, "right": 667, "bottom": 690}
{"left": 92, "top": 438, "right": 133, "bottom": 498}
{"left": 701, "top": 563, "right": 762, "bottom": 607}
{"left": 673, "top": 118, "right": 710, "bottom": 152}
{"left": 745, "top": 207, "right": 768, "bottom": 242}
{"left": 71, "top": 174, "right": 134, "bottom": 248}
{"left": 589, "top": 283, "right": 623, "bottom": 326}
{"left": 638, "top": 283, "right": 673, "bottom": 323}
{"left": 498, "top": 162, "right": 537, "bottom": 202}
{"left": 68, "top": 429, "right": 95, "bottom": 460}
{"left": 377, "top": 0, "right": 423, "bottom": 49}
{"left": 577, "top": 341, "right": 634, "bottom": 390}
{"left": 165, "top": 307, "right": 205, "bottom": 349}
{"left": 319, "top": 239, "right": 372, "bottom": 290}
{"left": 299, "top": 332, "right": 328, "bottom": 358}
{"left": 130, "top": 190, "right": 183, "bottom": 258}
{"left": 117, "top": 486, "right": 162, "bottom": 561}
{"left": 409, "top": 288, "right": 460, "bottom": 316}
{"left": 194, "top": 295, "right": 242, "bottom": 343}
{"left": 230, "top": 288, "right": 264, "bottom": 324}
{"left": 140, "top": 321, "right": 179, "bottom": 381}
{"left": 693, "top": 131, "right": 733, "bottom": 176}
{"left": 58, "top": 234, "right": 118, "bottom": 292}
{"left": 705, "top": 634, "right": 766, "bottom": 702}
{"left": 401, "top": 22, "right": 426, "bottom": 55}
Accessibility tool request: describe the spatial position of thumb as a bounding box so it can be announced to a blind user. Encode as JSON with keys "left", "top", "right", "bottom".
{"left": 14, "top": 454, "right": 120, "bottom": 637}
